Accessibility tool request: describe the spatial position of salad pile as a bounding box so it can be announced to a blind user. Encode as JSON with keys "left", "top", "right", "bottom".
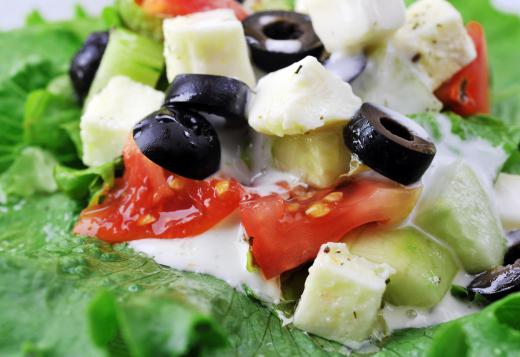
{"left": 1, "top": 0, "right": 520, "bottom": 356}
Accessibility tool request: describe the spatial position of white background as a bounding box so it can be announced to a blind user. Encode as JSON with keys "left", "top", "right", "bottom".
{"left": 1, "top": 0, "right": 519, "bottom": 30}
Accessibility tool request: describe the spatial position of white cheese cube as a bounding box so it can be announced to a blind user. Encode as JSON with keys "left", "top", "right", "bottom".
{"left": 81, "top": 76, "right": 164, "bottom": 167}
{"left": 248, "top": 56, "right": 362, "bottom": 137}
{"left": 352, "top": 45, "right": 442, "bottom": 115}
{"left": 392, "top": 0, "right": 477, "bottom": 90}
{"left": 163, "top": 9, "right": 256, "bottom": 87}
{"left": 495, "top": 173, "right": 520, "bottom": 230}
{"left": 293, "top": 243, "right": 394, "bottom": 345}
{"left": 306, "top": 0, "right": 406, "bottom": 53}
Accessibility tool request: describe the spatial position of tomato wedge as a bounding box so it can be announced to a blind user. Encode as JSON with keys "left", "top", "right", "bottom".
{"left": 240, "top": 180, "right": 421, "bottom": 279}
{"left": 135, "top": 0, "right": 249, "bottom": 20}
{"left": 74, "top": 138, "right": 242, "bottom": 243}
{"left": 435, "top": 22, "right": 490, "bottom": 117}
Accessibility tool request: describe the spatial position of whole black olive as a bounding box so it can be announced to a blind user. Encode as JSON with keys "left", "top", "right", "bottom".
{"left": 344, "top": 103, "right": 436, "bottom": 185}
{"left": 505, "top": 230, "right": 520, "bottom": 265}
{"left": 323, "top": 53, "right": 368, "bottom": 83}
{"left": 69, "top": 31, "right": 109, "bottom": 102}
{"left": 243, "top": 11, "right": 324, "bottom": 72}
{"left": 467, "top": 260, "right": 520, "bottom": 303}
{"left": 164, "top": 74, "right": 250, "bottom": 127}
{"left": 133, "top": 107, "right": 221, "bottom": 180}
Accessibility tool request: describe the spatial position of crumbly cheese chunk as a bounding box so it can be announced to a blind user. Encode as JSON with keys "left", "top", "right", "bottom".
{"left": 248, "top": 56, "right": 362, "bottom": 137}
{"left": 163, "top": 9, "right": 255, "bottom": 87}
{"left": 495, "top": 173, "right": 520, "bottom": 230}
{"left": 293, "top": 243, "right": 394, "bottom": 345}
{"left": 81, "top": 76, "right": 164, "bottom": 167}
{"left": 306, "top": 0, "right": 406, "bottom": 53}
{"left": 392, "top": 0, "right": 477, "bottom": 90}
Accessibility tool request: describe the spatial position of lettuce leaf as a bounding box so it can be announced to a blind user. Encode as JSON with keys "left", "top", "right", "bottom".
{"left": 23, "top": 88, "right": 82, "bottom": 165}
{"left": 0, "top": 147, "right": 57, "bottom": 203}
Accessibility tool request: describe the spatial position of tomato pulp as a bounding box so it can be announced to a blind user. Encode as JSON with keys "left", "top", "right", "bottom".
{"left": 435, "top": 22, "right": 490, "bottom": 117}
{"left": 135, "top": 0, "right": 249, "bottom": 20}
{"left": 74, "top": 138, "right": 243, "bottom": 243}
{"left": 240, "top": 181, "right": 421, "bottom": 279}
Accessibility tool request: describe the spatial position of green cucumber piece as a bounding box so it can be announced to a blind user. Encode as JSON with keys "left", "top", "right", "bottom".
{"left": 115, "top": 0, "right": 164, "bottom": 41}
{"left": 87, "top": 29, "right": 164, "bottom": 101}
{"left": 347, "top": 226, "right": 459, "bottom": 308}
{"left": 272, "top": 128, "right": 350, "bottom": 188}
{"left": 415, "top": 161, "right": 507, "bottom": 274}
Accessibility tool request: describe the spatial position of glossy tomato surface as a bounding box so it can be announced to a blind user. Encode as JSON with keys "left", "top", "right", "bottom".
{"left": 240, "top": 180, "right": 421, "bottom": 279}
{"left": 135, "top": 0, "right": 249, "bottom": 20}
{"left": 435, "top": 22, "right": 490, "bottom": 117}
{"left": 74, "top": 138, "right": 242, "bottom": 242}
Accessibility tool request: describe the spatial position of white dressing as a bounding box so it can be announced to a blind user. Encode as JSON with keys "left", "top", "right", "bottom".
{"left": 130, "top": 212, "right": 282, "bottom": 303}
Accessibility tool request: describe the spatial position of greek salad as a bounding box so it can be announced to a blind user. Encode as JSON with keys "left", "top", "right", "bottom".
{"left": 1, "top": 0, "right": 520, "bottom": 356}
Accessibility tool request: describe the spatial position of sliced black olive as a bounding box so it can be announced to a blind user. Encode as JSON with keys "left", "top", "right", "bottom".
{"left": 243, "top": 11, "right": 324, "bottom": 72}
{"left": 69, "top": 31, "right": 109, "bottom": 102}
{"left": 322, "top": 53, "right": 368, "bottom": 83}
{"left": 344, "top": 103, "right": 436, "bottom": 185}
{"left": 133, "top": 107, "right": 221, "bottom": 180}
{"left": 164, "top": 74, "right": 250, "bottom": 127}
{"left": 467, "top": 260, "right": 520, "bottom": 303}
{"left": 505, "top": 230, "right": 520, "bottom": 265}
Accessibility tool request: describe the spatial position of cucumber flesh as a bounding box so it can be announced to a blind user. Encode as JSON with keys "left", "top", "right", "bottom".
{"left": 115, "top": 0, "right": 164, "bottom": 41}
{"left": 87, "top": 29, "right": 164, "bottom": 102}
{"left": 272, "top": 128, "right": 351, "bottom": 188}
{"left": 346, "top": 226, "right": 459, "bottom": 308}
{"left": 414, "top": 161, "right": 507, "bottom": 274}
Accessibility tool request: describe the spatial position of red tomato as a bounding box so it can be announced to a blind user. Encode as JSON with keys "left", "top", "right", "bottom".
{"left": 74, "top": 138, "right": 242, "bottom": 243}
{"left": 135, "top": 0, "right": 249, "bottom": 20}
{"left": 240, "top": 180, "right": 421, "bottom": 279}
{"left": 435, "top": 22, "right": 490, "bottom": 117}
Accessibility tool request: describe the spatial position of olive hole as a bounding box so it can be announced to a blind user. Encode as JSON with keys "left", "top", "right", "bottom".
{"left": 380, "top": 117, "right": 413, "bottom": 141}
{"left": 263, "top": 20, "right": 303, "bottom": 40}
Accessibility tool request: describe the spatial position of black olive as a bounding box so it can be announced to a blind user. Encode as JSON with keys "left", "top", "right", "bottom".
{"left": 133, "top": 107, "right": 221, "bottom": 180}
{"left": 322, "top": 53, "right": 368, "bottom": 83}
{"left": 467, "top": 260, "right": 520, "bottom": 303}
{"left": 344, "top": 103, "right": 436, "bottom": 185}
{"left": 164, "top": 74, "right": 250, "bottom": 127}
{"left": 243, "top": 11, "right": 324, "bottom": 72}
{"left": 69, "top": 31, "right": 109, "bottom": 102}
{"left": 505, "top": 230, "right": 520, "bottom": 265}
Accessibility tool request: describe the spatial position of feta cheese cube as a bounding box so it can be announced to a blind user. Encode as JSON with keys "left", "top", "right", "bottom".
{"left": 293, "top": 243, "right": 394, "bottom": 345}
{"left": 81, "top": 76, "right": 165, "bottom": 167}
{"left": 163, "top": 9, "right": 256, "bottom": 87}
{"left": 306, "top": 0, "right": 406, "bottom": 53}
{"left": 392, "top": 0, "right": 477, "bottom": 90}
{"left": 495, "top": 173, "right": 520, "bottom": 230}
{"left": 248, "top": 56, "right": 362, "bottom": 137}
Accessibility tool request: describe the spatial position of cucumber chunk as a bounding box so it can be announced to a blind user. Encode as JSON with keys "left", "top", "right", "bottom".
{"left": 272, "top": 128, "right": 351, "bottom": 188}
{"left": 415, "top": 161, "right": 507, "bottom": 274}
{"left": 346, "top": 226, "right": 458, "bottom": 308}
{"left": 87, "top": 29, "right": 164, "bottom": 101}
{"left": 293, "top": 243, "right": 394, "bottom": 345}
{"left": 115, "top": 0, "right": 164, "bottom": 41}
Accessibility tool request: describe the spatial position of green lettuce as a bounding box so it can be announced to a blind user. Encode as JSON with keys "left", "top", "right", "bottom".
{"left": 0, "top": 147, "right": 57, "bottom": 203}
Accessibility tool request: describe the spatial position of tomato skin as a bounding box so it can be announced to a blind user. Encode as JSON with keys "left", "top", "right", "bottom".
{"left": 435, "top": 22, "right": 490, "bottom": 117}
{"left": 74, "top": 138, "right": 242, "bottom": 243}
{"left": 240, "top": 180, "right": 421, "bottom": 279}
{"left": 135, "top": 0, "right": 249, "bottom": 20}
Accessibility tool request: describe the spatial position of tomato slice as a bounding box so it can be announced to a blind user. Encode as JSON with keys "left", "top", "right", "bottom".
{"left": 435, "top": 22, "right": 490, "bottom": 117}
{"left": 240, "top": 180, "right": 421, "bottom": 279}
{"left": 135, "top": 0, "right": 249, "bottom": 20}
{"left": 74, "top": 138, "right": 242, "bottom": 243}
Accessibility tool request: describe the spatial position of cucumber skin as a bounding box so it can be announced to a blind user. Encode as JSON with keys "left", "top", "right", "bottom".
{"left": 347, "top": 227, "right": 458, "bottom": 308}
{"left": 414, "top": 162, "right": 506, "bottom": 274}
